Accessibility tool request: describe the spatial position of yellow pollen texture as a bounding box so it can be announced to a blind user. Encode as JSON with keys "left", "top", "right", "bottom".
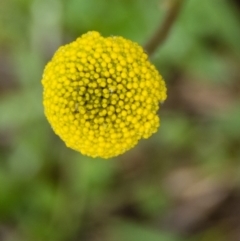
{"left": 41, "top": 31, "right": 167, "bottom": 158}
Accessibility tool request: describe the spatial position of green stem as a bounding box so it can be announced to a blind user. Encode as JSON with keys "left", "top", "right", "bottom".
{"left": 144, "top": 0, "right": 185, "bottom": 56}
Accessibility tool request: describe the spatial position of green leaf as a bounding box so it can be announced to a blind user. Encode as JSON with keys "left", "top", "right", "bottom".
{"left": 110, "top": 220, "right": 181, "bottom": 241}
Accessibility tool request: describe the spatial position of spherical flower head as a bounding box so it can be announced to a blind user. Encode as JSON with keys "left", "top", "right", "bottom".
{"left": 41, "top": 31, "right": 167, "bottom": 159}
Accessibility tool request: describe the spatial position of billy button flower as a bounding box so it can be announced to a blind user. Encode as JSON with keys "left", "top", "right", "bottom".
{"left": 41, "top": 31, "right": 167, "bottom": 158}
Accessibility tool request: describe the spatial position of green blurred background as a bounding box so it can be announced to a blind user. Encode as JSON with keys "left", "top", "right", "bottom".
{"left": 1, "top": 0, "right": 240, "bottom": 240}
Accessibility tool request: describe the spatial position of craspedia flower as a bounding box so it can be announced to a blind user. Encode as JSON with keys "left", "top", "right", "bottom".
{"left": 41, "top": 31, "right": 167, "bottom": 159}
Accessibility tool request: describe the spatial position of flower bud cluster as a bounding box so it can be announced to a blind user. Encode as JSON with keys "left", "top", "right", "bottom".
{"left": 42, "top": 31, "right": 167, "bottom": 158}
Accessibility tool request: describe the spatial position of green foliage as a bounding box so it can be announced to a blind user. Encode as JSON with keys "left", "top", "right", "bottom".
{"left": 109, "top": 220, "right": 180, "bottom": 241}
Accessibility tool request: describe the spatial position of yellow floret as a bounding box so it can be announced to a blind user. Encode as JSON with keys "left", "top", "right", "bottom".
{"left": 41, "top": 31, "right": 167, "bottom": 159}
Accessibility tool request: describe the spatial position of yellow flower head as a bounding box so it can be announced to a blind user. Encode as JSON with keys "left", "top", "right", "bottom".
{"left": 41, "top": 31, "right": 167, "bottom": 158}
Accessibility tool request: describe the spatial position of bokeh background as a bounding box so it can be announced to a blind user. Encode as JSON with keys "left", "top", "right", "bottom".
{"left": 1, "top": 0, "right": 240, "bottom": 240}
